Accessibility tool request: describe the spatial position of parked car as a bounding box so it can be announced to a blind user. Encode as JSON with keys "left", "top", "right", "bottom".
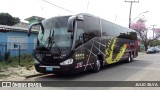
{"left": 155, "top": 47, "right": 160, "bottom": 53}
{"left": 146, "top": 47, "right": 156, "bottom": 54}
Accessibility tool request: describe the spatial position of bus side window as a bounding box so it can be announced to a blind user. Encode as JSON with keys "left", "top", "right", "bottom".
{"left": 75, "top": 21, "right": 84, "bottom": 48}
{"left": 83, "top": 16, "right": 101, "bottom": 42}
{"left": 83, "top": 32, "right": 96, "bottom": 42}
{"left": 101, "top": 19, "right": 113, "bottom": 36}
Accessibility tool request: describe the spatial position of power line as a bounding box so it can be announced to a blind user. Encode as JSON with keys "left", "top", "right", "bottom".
{"left": 42, "top": 0, "right": 74, "bottom": 13}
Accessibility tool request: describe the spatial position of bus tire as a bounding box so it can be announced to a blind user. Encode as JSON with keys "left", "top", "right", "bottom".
{"left": 93, "top": 59, "right": 101, "bottom": 73}
{"left": 131, "top": 54, "right": 134, "bottom": 62}
{"left": 126, "top": 53, "right": 132, "bottom": 63}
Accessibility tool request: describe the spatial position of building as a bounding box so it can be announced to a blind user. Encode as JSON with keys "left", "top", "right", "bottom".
{"left": 0, "top": 16, "right": 44, "bottom": 61}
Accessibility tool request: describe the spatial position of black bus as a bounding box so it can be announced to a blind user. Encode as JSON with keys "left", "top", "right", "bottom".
{"left": 28, "top": 13, "right": 138, "bottom": 74}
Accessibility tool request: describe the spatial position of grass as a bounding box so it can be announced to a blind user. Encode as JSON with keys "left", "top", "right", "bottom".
{"left": 0, "top": 54, "right": 34, "bottom": 71}
{"left": 0, "top": 62, "right": 8, "bottom": 72}
{"left": 0, "top": 74, "right": 10, "bottom": 79}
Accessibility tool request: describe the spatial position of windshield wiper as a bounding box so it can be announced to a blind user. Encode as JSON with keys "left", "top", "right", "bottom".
{"left": 47, "top": 29, "right": 61, "bottom": 54}
{"left": 48, "top": 29, "right": 53, "bottom": 48}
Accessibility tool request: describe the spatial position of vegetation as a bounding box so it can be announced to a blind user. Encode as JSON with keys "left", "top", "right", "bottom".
{"left": 0, "top": 54, "right": 34, "bottom": 71}
{"left": 0, "top": 74, "right": 10, "bottom": 79}
{"left": 131, "top": 18, "right": 160, "bottom": 51}
{"left": 0, "top": 13, "right": 20, "bottom": 26}
{"left": 4, "top": 51, "right": 11, "bottom": 62}
{"left": 149, "top": 40, "right": 160, "bottom": 47}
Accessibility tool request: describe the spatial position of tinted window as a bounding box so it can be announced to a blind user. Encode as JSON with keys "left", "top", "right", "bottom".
{"left": 117, "top": 32, "right": 137, "bottom": 40}
{"left": 83, "top": 16, "right": 101, "bottom": 42}
{"left": 101, "top": 19, "right": 113, "bottom": 36}
{"left": 102, "top": 19, "right": 137, "bottom": 40}
{"left": 75, "top": 21, "right": 84, "bottom": 48}
{"left": 39, "top": 16, "right": 72, "bottom": 51}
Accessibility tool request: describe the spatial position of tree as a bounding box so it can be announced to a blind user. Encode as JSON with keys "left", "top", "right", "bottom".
{"left": 130, "top": 18, "right": 160, "bottom": 51}
{"left": 0, "top": 13, "right": 20, "bottom": 26}
{"left": 149, "top": 40, "right": 160, "bottom": 46}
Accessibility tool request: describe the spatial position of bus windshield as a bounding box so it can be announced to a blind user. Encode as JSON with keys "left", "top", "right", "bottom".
{"left": 38, "top": 16, "right": 72, "bottom": 52}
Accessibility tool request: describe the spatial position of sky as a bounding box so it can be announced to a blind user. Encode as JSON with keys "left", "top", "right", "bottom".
{"left": 0, "top": 0, "right": 160, "bottom": 37}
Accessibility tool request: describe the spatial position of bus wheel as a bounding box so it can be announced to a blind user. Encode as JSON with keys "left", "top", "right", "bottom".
{"left": 93, "top": 59, "right": 101, "bottom": 73}
{"left": 126, "top": 54, "right": 131, "bottom": 63}
{"left": 131, "top": 54, "right": 134, "bottom": 62}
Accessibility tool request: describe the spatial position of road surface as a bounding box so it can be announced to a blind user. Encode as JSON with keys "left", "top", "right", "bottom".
{"left": 2, "top": 53, "right": 160, "bottom": 90}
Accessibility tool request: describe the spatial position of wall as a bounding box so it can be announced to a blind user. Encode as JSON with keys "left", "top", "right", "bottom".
{"left": 0, "top": 31, "right": 38, "bottom": 60}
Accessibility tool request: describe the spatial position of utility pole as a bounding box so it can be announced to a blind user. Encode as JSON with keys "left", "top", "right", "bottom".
{"left": 125, "top": 0, "right": 139, "bottom": 28}
{"left": 151, "top": 24, "right": 157, "bottom": 39}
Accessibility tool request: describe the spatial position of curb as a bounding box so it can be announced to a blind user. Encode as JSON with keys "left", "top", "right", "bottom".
{"left": 25, "top": 73, "right": 45, "bottom": 79}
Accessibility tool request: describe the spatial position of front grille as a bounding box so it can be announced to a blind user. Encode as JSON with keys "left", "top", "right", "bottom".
{"left": 34, "top": 53, "right": 62, "bottom": 65}
{"left": 34, "top": 47, "right": 66, "bottom": 65}
{"left": 35, "top": 53, "right": 44, "bottom": 61}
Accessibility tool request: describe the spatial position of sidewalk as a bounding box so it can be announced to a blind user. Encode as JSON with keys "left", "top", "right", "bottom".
{"left": 138, "top": 52, "right": 146, "bottom": 55}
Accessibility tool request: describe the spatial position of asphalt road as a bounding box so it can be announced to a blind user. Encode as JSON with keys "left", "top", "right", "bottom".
{"left": 2, "top": 53, "right": 160, "bottom": 90}
{"left": 27, "top": 53, "right": 160, "bottom": 81}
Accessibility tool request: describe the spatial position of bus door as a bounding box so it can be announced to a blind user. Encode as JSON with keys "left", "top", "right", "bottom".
{"left": 74, "top": 20, "right": 86, "bottom": 69}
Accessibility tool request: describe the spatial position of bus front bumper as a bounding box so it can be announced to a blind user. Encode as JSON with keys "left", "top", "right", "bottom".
{"left": 34, "top": 64, "right": 77, "bottom": 74}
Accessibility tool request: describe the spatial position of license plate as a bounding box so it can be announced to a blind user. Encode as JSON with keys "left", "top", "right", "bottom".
{"left": 46, "top": 67, "right": 53, "bottom": 71}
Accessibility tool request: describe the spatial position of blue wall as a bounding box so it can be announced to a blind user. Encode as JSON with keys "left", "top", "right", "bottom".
{"left": 0, "top": 31, "right": 38, "bottom": 60}
{"left": 0, "top": 32, "right": 7, "bottom": 42}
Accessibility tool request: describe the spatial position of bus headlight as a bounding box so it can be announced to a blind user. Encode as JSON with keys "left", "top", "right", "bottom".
{"left": 60, "top": 59, "right": 73, "bottom": 65}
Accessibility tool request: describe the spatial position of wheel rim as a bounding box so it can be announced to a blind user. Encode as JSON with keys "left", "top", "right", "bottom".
{"left": 96, "top": 60, "right": 100, "bottom": 71}
{"left": 132, "top": 54, "right": 134, "bottom": 60}
{"left": 128, "top": 55, "right": 131, "bottom": 62}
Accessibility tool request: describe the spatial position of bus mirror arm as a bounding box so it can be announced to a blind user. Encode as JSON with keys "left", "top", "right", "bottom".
{"left": 28, "top": 26, "right": 32, "bottom": 37}
{"left": 28, "top": 23, "right": 44, "bottom": 37}
{"left": 41, "top": 23, "right": 44, "bottom": 34}
{"left": 67, "top": 16, "right": 76, "bottom": 32}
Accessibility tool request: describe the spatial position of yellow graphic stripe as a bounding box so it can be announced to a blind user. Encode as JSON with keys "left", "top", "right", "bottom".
{"left": 105, "top": 38, "right": 117, "bottom": 64}
{"left": 105, "top": 39, "right": 112, "bottom": 55}
{"left": 114, "top": 44, "right": 127, "bottom": 62}
{"left": 105, "top": 38, "right": 127, "bottom": 64}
